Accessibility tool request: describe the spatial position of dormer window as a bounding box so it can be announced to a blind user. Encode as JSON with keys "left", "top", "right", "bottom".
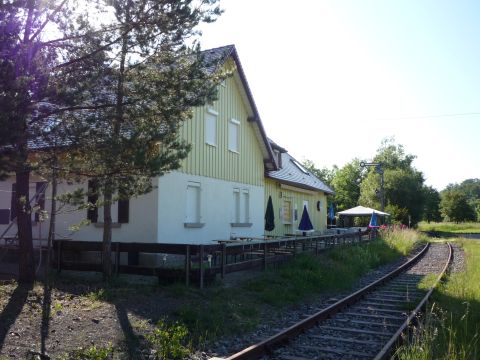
{"left": 274, "top": 149, "right": 282, "bottom": 168}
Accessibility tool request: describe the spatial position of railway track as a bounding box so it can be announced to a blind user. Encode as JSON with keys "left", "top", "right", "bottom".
{"left": 216, "top": 242, "right": 452, "bottom": 360}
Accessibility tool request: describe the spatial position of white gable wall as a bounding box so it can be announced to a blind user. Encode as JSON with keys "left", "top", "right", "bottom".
{"left": 156, "top": 171, "right": 264, "bottom": 244}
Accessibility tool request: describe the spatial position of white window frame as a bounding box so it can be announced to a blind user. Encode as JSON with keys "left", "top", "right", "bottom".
{"left": 233, "top": 188, "right": 240, "bottom": 223}
{"left": 205, "top": 108, "right": 218, "bottom": 146}
{"left": 184, "top": 181, "right": 203, "bottom": 227}
{"left": 282, "top": 198, "right": 292, "bottom": 225}
{"left": 242, "top": 189, "right": 250, "bottom": 223}
{"left": 228, "top": 118, "right": 240, "bottom": 153}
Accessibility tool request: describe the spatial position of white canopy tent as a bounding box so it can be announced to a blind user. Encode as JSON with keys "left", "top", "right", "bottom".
{"left": 337, "top": 206, "right": 390, "bottom": 217}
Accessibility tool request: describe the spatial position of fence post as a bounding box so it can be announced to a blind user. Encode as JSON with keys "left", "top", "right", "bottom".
{"left": 185, "top": 245, "right": 190, "bottom": 287}
{"left": 199, "top": 245, "right": 204, "bottom": 289}
{"left": 57, "top": 240, "right": 62, "bottom": 273}
{"left": 115, "top": 243, "right": 120, "bottom": 276}
{"left": 315, "top": 238, "right": 319, "bottom": 255}
{"left": 263, "top": 241, "right": 268, "bottom": 270}
{"left": 221, "top": 243, "right": 226, "bottom": 279}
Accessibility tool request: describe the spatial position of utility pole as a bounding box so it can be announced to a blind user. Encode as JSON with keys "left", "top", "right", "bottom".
{"left": 360, "top": 161, "right": 385, "bottom": 212}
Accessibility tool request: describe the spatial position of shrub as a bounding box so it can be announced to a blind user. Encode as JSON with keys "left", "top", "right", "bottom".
{"left": 146, "top": 319, "right": 190, "bottom": 359}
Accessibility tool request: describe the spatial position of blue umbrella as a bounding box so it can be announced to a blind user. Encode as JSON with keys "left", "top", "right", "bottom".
{"left": 298, "top": 205, "right": 314, "bottom": 231}
{"left": 328, "top": 204, "right": 335, "bottom": 220}
{"left": 369, "top": 211, "right": 379, "bottom": 228}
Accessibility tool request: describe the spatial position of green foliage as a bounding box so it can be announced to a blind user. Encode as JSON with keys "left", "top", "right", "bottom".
{"left": 302, "top": 159, "right": 337, "bottom": 187}
{"left": 423, "top": 185, "right": 442, "bottom": 222}
{"left": 146, "top": 319, "right": 190, "bottom": 360}
{"left": 441, "top": 189, "right": 476, "bottom": 222}
{"left": 359, "top": 138, "right": 425, "bottom": 225}
{"left": 330, "top": 158, "right": 365, "bottom": 211}
{"left": 395, "top": 239, "right": 480, "bottom": 359}
{"left": 380, "top": 227, "right": 423, "bottom": 255}
{"left": 65, "top": 343, "right": 114, "bottom": 360}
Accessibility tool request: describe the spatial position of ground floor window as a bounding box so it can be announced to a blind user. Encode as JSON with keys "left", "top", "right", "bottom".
{"left": 185, "top": 181, "right": 203, "bottom": 227}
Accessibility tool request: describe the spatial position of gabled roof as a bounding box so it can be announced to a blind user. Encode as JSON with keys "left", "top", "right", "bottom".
{"left": 202, "top": 45, "right": 277, "bottom": 171}
{"left": 266, "top": 139, "right": 334, "bottom": 195}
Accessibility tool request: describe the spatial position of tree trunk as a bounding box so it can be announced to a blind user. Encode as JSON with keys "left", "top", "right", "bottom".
{"left": 45, "top": 164, "right": 57, "bottom": 283}
{"left": 16, "top": 167, "right": 35, "bottom": 283}
{"left": 102, "top": 184, "right": 113, "bottom": 280}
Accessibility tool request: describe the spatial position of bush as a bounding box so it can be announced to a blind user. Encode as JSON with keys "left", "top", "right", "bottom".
{"left": 146, "top": 319, "right": 190, "bottom": 359}
{"left": 65, "top": 344, "right": 114, "bottom": 360}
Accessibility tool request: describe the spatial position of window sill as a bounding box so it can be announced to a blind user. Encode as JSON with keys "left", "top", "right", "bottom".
{"left": 206, "top": 142, "right": 217, "bottom": 147}
{"left": 184, "top": 222, "right": 205, "bottom": 228}
{"left": 228, "top": 149, "right": 239, "bottom": 154}
{"left": 94, "top": 222, "right": 122, "bottom": 228}
{"left": 230, "top": 222, "right": 253, "bottom": 228}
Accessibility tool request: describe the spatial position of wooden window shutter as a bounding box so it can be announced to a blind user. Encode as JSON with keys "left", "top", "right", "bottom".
{"left": 87, "top": 180, "right": 98, "bottom": 223}
{"left": 118, "top": 190, "right": 129, "bottom": 224}
{"left": 35, "top": 182, "right": 47, "bottom": 222}
{"left": 10, "top": 183, "right": 16, "bottom": 221}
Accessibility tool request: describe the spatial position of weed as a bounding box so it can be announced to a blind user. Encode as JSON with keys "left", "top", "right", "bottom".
{"left": 63, "top": 343, "right": 114, "bottom": 360}
{"left": 146, "top": 319, "right": 190, "bottom": 360}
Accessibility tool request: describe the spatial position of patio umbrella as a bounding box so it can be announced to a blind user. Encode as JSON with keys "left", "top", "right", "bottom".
{"left": 328, "top": 203, "right": 335, "bottom": 220}
{"left": 369, "top": 211, "right": 379, "bottom": 228}
{"left": 298, "top": 205, "right": 313, "bottom": 232}
{"left": 264, "top": 195, "right": 275, "bottom": 231}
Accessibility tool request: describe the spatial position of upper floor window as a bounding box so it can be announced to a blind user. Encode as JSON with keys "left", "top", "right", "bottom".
{"left": 228, "top": 118, "right": 240, "bottom": 152}
{"left": 205, "top": 108, "right": 218, "bottom": 146}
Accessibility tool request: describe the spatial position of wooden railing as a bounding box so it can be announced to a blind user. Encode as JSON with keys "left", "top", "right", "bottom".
{"left": 52, "top": 229, "right": 373, "bottom": 288}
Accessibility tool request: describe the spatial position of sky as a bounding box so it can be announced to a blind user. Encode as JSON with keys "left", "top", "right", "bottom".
{"left": 198, "top": 0, "right": 480, "bottom": 191}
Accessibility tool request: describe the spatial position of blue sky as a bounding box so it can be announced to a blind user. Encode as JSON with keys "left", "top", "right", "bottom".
{"left": 198, "top": 0, "right": 480, "bottom": 191}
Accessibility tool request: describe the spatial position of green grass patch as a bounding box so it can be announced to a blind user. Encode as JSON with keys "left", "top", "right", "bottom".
{"left": 395, "top": 239, "right": 480, "bottom": 359}
{"left": 61, "top": 343, "right": 114, "bottom": 360}
{"left": 418, "top": 221, "right": 480, "bottom": 234}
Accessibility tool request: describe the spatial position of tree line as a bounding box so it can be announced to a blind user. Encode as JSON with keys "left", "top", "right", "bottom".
{"left": 303, "top": 137, "right": 480, "bottom": 226}
{"left": 0, "top": 0, "right": 223, "bottom": 283}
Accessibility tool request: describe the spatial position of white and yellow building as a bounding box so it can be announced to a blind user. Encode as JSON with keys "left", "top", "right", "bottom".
{"left": 0, "top": 45, "right": 333, "bottom": 247}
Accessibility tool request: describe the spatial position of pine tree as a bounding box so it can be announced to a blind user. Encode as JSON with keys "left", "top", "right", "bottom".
{"left": 61, "top": 0, "right": 224, "bottom": 280}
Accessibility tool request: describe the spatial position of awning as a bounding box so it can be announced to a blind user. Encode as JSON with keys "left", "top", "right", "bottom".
{"left": 337, "top": 206, "right": 390, "bottom": 217}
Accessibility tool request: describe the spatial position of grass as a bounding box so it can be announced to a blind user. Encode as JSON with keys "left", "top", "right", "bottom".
{"left": 395, "top": 238, "right": 480, "bottom": 360}
{"left": 418, "top": 221, "right": 480, "bottom": 233}
{"left": 170, "top": 228, "right": 424, "bottom": 345}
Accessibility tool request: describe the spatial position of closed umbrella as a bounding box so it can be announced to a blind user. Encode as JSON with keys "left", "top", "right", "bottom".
{"left": 264, "top": 195, "right": 275, "bottom": 232}
{"left": 298, "top": 205, "right": 313, "bottom": 232}
{"left": 369, "top": 211, "right": 379, "bottom": 228}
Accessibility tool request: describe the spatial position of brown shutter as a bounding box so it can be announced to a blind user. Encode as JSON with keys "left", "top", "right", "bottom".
{"left": 118, "top": 199, "right": 129, "bottom": 224}
{"left": 10, "top": 183, "right": 16, "bottom": 221}
{"left": 87, "top": 180, "right": 98, "bottom": 223}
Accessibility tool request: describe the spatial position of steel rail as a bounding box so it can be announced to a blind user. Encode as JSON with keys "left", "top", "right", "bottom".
{"left": 224, "top": 242, "right": 431, "bottom": 360}
{"left": 374, "top": 242, "right": 453, "bottom": 359}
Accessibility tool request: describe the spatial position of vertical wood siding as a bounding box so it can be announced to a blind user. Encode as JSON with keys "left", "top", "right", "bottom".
{"left": 264, "top": 178, "right": 328, "bottom": 237}
{"left": 179, "top": 74, "right": 264, "bottom": 187}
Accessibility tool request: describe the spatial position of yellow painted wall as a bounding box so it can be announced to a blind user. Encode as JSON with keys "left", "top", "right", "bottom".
{"left": 264, "top": 178, "right": 328, "bottom": 237}
{"left": 179, "top": 72, "right": 265, "bottom": 187}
